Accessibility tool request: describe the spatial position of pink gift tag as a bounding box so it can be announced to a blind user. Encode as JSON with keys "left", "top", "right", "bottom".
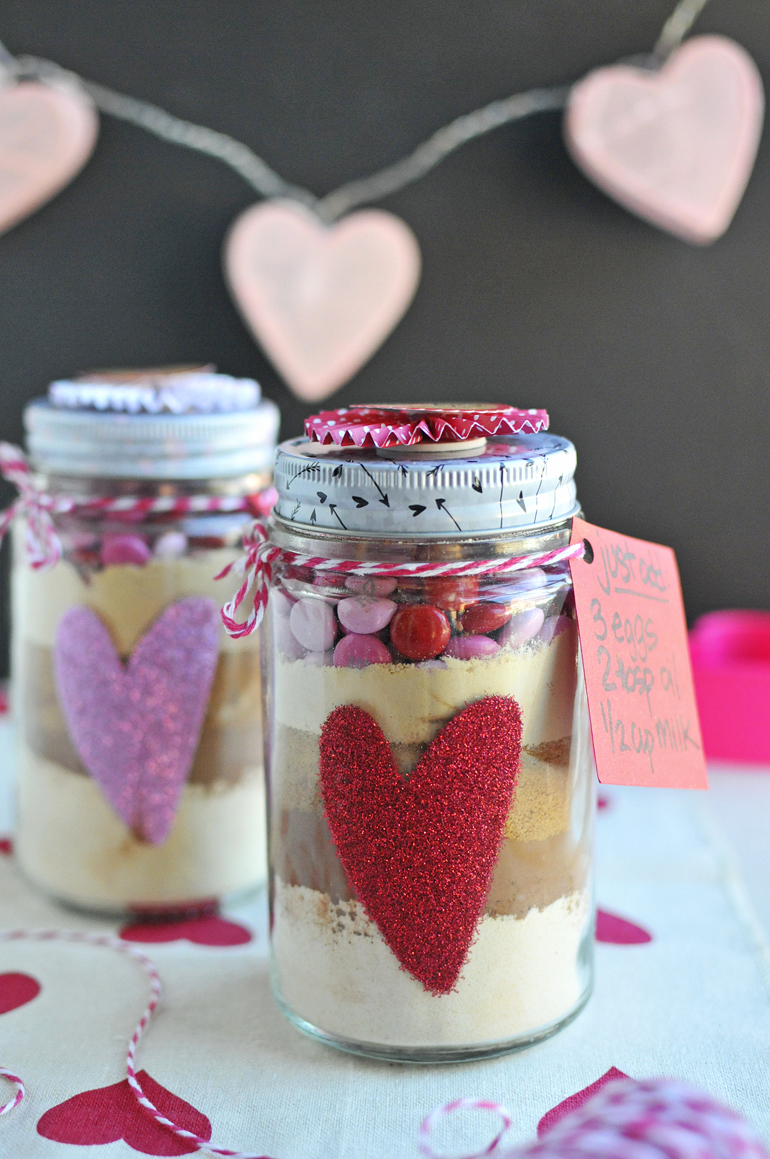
{"left": 565, "top": 36, "right": 764, "bottom": 244}
{"left": 224, "top": 200, "right": 421, "bottom": 401}
{"left": 570, "top": 518, "right": 708, "bottom": 789}
{"left": 0, "top": 81, "right": 98, "bottom": 236}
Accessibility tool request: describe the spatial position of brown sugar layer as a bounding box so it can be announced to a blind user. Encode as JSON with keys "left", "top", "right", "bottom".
{"left": 269, "top": 722, "right": 572, "bottom": 842}
{"left": 22, "top": 641, "right": 262, "bottom": 786}
{"left": 272, "top": 802, "right": 587, "bottom": 920}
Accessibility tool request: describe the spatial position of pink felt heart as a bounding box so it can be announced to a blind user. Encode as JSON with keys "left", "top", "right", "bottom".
{"left": 537, "top": 1068, "right": 632, "bottom": 1136}
{"left": 224, "top": 200, "right": 421, "bottom": 401}
{"left": 596, "top": 908, "right": 652, "bottom": 944}
{"left": 0, "top": 81, "right": 98, "bottom": 236}
{"left": 0, "top": 972, "right": 41, "bottom": 1015}
{"left": 37, "top": 1069, "right": 211, "bottom": 1156}
{"left": 565, "top": 36, "right": 764, "bottom": 244}
{"left": 119, "top": 915, "right": 252, "bottom": 946}
{"left": 54, "top": 598, "right": 219, "bottom": 845}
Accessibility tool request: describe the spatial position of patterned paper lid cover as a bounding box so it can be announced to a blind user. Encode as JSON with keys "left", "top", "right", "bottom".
{"left": 273, "top": 404, "right": 578, "bottom": 537}
{"left": 25, "top": 367, "right": 280, "bottom": 480}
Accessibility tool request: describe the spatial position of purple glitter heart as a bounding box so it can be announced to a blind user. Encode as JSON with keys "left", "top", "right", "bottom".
{"left": 54, "top": 598, "right": 220, "bottom": 845}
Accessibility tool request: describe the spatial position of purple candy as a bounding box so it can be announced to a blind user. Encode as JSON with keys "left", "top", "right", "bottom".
{"left": 275, "top": 615, "right": 307, "bottom": 660}
{"left": 337, "top": 596, "right": 396, "bottom": 635}
{"left": 153, "top": 531, "right": 187, "bottom": 559}
{"left": 100, "top": 534, "right": 151, "bottom": 567}
{"left": 539, "top": 614, "right": 573, "bottom": 645}
{"left": 304, "top": 650, "right": 334, "bottom": 666}
{"left": 333, "top": 633, "right": 391, "bottom": 668}
{"left": 499, "top": 607, "right": 545, "bottom": 649}
{"left": 344, "top": 575, "right": 398, "bottom": 597}
{"left": 290, "top": 598, "right": 338, "bottom": 652}
{"left": 443, "top": 635, "right": 500, "bottom": 660}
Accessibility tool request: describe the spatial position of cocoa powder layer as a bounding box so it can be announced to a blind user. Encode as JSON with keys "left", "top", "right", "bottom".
{"left": 23, "top": 641, "right": 262, "bottom": 786}
{"left": 272, "top": 806, "right": 589, "bottom": 920}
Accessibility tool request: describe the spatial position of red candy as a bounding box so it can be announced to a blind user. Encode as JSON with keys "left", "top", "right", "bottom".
{"left": 423, "top": 576, "right": 479, "bottom": 612}
{"left": 459, "top": 602, "right": 511, "bottom": 634}
{"left": 390, "top": 605, "right": 451, "bottom": 661}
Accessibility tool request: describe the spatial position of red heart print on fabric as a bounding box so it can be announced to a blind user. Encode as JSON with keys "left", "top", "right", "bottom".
{"left": 596, "top": 909, "right": 653, "bottom": 944}
{"left": 319, "top": 696, "right": 522, "bottom": 995}
{"left": 37, "top": 1069, "right": 211, "bottom": 1156}
{"left": 538, "top": 1067, "right": 632, "bottom": 1136}
{"left": 597, "top": 794, "right": 611, "bottom": 811}
{"left": 0, "top": 836, "right": 12, "bottom": 855}
{"left": 0, "top": 972, "right": 41, "bottom": 1014}
{"left": 120, "top": 915, "right": 252, "bottom": 946}
{"left": 54, "top": 598, "right": 219, "bottom": 845}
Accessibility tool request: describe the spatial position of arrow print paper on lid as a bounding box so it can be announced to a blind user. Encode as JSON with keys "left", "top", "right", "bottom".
{"left": 224, "top": 200, "right": 421, "bottom": 401}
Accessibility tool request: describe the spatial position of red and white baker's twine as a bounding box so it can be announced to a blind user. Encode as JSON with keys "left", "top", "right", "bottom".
{"left": 418, "top": 1078, "right": 770, "bottom": 1159}
{"left": 0, "top": 443, "right": 273, "bottom": 570}
{"left": 0, "top": 928, "right": 273, "bottom": 1158}
{"left": 219, "top": 520, "right": 585, "bottom": 638}
{"left": 0, "top": 932, "right": 766, "bottom": 1159}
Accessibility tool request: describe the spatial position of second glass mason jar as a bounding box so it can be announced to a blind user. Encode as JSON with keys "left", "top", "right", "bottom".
{"left": 12, "top": 368, "right": 279, "bottom": 914}
{"left": 262, "top": 404, "right": 595, "bottom": 1062}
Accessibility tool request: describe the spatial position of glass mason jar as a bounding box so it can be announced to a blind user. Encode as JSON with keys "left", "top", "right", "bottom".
{"left": 262, "top": 406, "right": 595, "bottom": 1062}
{"left": 12, "top": 369, "right": 279, "bottom": 915}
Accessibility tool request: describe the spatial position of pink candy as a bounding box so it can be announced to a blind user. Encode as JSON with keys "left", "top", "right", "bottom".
{"left": 337, "top": 596, "right": 396, "bottom": 635}
{"left": 290, "top": 598, "right": 337, "bottom": 652}
{"left": 333, "top": 633, "right": 391, "bottom": 668}
{"left": 344, "top": 575, "right": 398, "bottom": 597}
{"left": 499, "top": 607, "right": 545, "bottom": 649}
{"left": 100, "top": 534, "right": 151, "bottom": 566}
{"left": 443, "top": 635, "right": 500, "bottom": 660}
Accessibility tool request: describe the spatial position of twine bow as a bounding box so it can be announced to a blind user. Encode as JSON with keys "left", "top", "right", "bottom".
{"left": 0, "top": 443, "right": 72, "bottom": 569}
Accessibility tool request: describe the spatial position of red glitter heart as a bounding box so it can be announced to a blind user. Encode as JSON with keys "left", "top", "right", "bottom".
{"left": 537, "top": 1067, "right": 632, "bottom": 1136}
{"left": 37, "top": 1069, "right": 211, "bottom": 1156}
{"left": 319, "top": 695, "right": 522, "bottom": 995}
{"left": 119, "top": 915, "right": 252, "bottom": 946}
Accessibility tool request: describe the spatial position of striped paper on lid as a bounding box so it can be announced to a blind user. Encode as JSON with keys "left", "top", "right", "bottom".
{"left": 273, "top": 433, "right": 578, "bottom": 537}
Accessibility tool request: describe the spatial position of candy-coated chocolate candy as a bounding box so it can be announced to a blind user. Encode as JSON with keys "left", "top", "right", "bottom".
{"left": 100, "top": 534, "right": 151, "bottom": 567}
{"left": 313, "top": 573, "right": 348, "bottom": 591}
{"left": 423, "top": 576, "right": 479, "bottom": 611}
{"left": 459, "top": 602, "right": 511, "bottom": 634}
{"left": 344, "top": 575, "right": 398, "bottom": 597}
{"left": 390, "top": 605, "right": 451, "bottom": 661}
{"left": 443, "top": 635, "right": 500, "bottom": 660}
{"left": 338, "top": 596, "right": 396, "bottom": 634}
{"left": 304, "top": 651, "right": 334, "bottom": 666}
{"left": 539, "top": 614, "right": 573, "bottom": 645}
{"left": 153, "top": 531, "right": 187, "bottom": 559}
{"left": 290, "top": 598, "right": 337, "bottom": 652}
{"left": 272, "top": 588, "right": 297, "bottom": 619}
{"left": 333, "top": 633, "right": 391, "bottom": 668}
{"left": 499, "top": 607, "right": 545, "bottom": 649}
{"left": 510, "top": 567, "right": 547, "bottom": 591}
{"left": 275, "top": 615, "right": 307, "bottom": 660}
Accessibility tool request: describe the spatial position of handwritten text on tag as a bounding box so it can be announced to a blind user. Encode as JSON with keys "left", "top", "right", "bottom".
{"left": 569, "top": 518, "right": 708, "bottom": 789}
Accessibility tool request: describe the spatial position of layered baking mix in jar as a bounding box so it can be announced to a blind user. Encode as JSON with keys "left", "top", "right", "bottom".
{"left": 11, "top": 368, "right": 279, "bottom": 914}
{"left": 260, "top": 404, "right": 595, "bottom": 1062}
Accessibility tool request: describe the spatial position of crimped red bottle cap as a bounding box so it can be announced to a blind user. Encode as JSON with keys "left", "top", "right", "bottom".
{"left": 305, "top": 403, "right": 549, "bottom": 448}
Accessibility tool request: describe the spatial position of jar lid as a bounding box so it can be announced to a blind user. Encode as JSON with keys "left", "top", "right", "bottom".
{"left": 273, "top": 404, "right": 578, "bottom": 538}
{"left": 25, "top": 368, "right": 280, "bottom": 480}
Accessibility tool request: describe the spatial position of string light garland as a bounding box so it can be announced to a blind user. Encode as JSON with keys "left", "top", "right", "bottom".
{"left": 0, "top": 0, "right": 762, "bottom": 401}
{"left": 0, "top": 0, "right": 712, "bottom": 222}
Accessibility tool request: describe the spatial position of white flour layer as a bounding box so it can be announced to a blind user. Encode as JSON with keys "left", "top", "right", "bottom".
{"left": 16, "top": 747, "right": 266, "bottom": 910}
{"left": 272, "top": 879, "right": 590, "bottom": 1047}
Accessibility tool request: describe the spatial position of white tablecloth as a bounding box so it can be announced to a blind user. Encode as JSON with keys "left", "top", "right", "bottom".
{"left": 1, "top": 716, "right": 769, "bottom": 1159}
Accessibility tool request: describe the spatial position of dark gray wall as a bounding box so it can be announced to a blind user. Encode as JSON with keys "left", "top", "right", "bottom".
{"left": 1, "top": 0, "right": 768, "bottom": 673}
